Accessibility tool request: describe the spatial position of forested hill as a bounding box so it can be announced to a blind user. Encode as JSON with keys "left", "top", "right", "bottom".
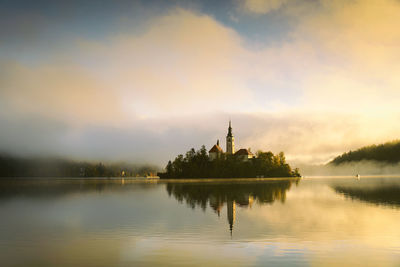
{"left": 330, "top": 140, "right": 400, "bottom": 165}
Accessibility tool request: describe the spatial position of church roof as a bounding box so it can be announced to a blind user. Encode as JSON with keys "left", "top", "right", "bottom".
{"left": 209, "top": 144, "right": 223, "bottom": 153}
{"left": 235, "top": 148, "right": 253, "bottom": 156}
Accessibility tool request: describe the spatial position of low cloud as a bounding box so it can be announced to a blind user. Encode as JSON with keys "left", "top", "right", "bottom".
{"left": 299, "top": 161, "right": 400, "bottom": 176}
{"left": 1, "top": 111, "right": 399, "bottom": 167}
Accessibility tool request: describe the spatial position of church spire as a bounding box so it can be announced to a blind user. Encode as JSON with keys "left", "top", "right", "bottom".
{"left": 226, "top": 120, "right": 235, "bottom": 154}
{"left": 227, "top": 120, "right": 233, "bottom": 137}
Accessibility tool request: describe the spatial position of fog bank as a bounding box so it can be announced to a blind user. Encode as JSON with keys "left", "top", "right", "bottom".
{"left": 299, "top": 160, "right": 400, "bottom": 176}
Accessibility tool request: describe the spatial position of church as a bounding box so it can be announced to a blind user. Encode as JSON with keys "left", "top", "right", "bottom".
{"left": 209, "top": 121, "right": 254, "bottom": 161}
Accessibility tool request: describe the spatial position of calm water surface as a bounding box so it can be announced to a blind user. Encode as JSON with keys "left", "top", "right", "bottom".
{"left": 0, "top": 177, "right": 400, "bottom": 266}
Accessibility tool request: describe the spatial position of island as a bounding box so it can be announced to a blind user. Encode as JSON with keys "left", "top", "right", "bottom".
{"left": 158, "top": 121, "right": 300, "bottom": 179}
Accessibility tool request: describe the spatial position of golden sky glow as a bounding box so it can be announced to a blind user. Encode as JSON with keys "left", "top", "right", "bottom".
{"left": 1, "top": 0, "right": 400, "bottom": 164}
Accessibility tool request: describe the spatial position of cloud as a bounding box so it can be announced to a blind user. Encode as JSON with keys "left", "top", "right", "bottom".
{"left": 291, "top": 0, "right": 400, "bottom": 112}
{"left": 0, "top": 9, "right": 253, "bottom": 123}
{"left": 2, "top": 109, "right": 400, "bottom": 167}
{"left": 2, "top": 2, "right": 400, "bottom": 165}
{"left": 240, "top": 0, "right": 289, "bottom": 14}
{"left": 4, "top": 2, "right": 400, "bottom": 119}
{"left": 0, "top": 60, "right": 127, "bottom": 126}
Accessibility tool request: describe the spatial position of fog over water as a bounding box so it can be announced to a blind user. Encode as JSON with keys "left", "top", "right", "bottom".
{"left": 300, "top": 160, "right": 400, "bottom": 176}
{"left": 1, "top": 112, "right": 399, "bottom": 167}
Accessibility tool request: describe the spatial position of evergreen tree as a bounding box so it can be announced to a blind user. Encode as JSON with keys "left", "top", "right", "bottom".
{"left": 159, "top": 146, "right": 300, "bottom": 179}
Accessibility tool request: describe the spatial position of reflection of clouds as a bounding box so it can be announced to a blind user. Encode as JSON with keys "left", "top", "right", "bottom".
{"left": 248, "top": 239, "right": 397, "bottom": 266}
{"left": 121, "top": 236, "right": 398, "bottom": 266}
{"left": 166, "top": 181, "right": 294, "bottom": 234}
{"left": 121, "top": 237, "right": 256, "bottom": 266}
{"left": 1, "top": 179, "right": 400, "bottom": 266}
{"left": 243, "top": 181, "right": 400, "bottom": 248}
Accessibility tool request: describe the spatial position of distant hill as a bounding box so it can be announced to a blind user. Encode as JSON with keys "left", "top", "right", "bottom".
{"left": 330, "top": 140, "right": 400, "bottom": 165}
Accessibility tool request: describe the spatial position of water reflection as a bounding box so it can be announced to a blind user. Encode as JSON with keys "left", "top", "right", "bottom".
{"left": 166, "top": 179, "right": 298, "bottom": 234}
{"left": 0, "top": 178, "right": 157, "bottom": 199}
{"left": 333, "top": 178, "right": 400, "bottom": 207}
{"left": 0, "top": 177, "right": 400, "bottom": 266}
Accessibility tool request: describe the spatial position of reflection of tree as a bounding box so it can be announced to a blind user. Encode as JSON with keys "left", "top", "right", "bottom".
{"left": 0, "top": 155, "right": 159, "bottom": 177}
{"left": 166, "top": 180, "right": 296, "bottom": 234}
{"left": 0, "top": 179, "right": 157, "bottom": 200}
{"left": 334, "top": 185, "right": 400, "bottom": 207}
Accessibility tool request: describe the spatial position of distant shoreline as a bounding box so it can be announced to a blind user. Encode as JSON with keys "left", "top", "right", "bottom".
{"left": 0, "top": 176, "right": 301, "bottom": 182}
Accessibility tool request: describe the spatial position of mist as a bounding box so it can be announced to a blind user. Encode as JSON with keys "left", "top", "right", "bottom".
{"left": 2, "top": 0, "right": 400, "bottom": 168}
{"left": 299, "top": 160, "right": 400, "bottom": 177}
{"left": 1, "top": 111, "right": 399, "bottom": 167}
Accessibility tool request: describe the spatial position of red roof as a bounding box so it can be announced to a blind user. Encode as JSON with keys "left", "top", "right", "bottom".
{"left": 209, "top": 144, "right": 223, "bottom": 153}
{"left": 235, "top": 148, "right": 253, "bottom": 156}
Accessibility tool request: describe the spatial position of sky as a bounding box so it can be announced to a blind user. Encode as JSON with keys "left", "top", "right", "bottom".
{"left": 1, "top": 0, "right": 400, "bottom": 166}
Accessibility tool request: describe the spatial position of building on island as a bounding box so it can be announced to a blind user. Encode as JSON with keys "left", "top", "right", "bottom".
{"left": 209, "top": 140, "right": 223, "bottom": 161}
{"left": 226, "top": 120, "right": 235, "bottom": 154}
{"left": 235, "top": 148, "right": 254, "bottom": 161}
{"left": 208, "top": 121, "right": 255, "bottom": 161}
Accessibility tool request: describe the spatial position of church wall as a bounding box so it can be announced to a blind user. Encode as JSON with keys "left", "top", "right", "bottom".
{"left": 209, "top": 152, "right": 217, "bottom": 161}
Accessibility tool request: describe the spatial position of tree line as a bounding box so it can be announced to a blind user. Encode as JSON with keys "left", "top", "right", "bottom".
{"left": 0, "top": 154, "right": 159, "bottom": 178}
{"left": 158, "top": 146, "right": 300, "bottom": 178}
{"left": 330, "top": 140, "right": 400, "bottom": 165}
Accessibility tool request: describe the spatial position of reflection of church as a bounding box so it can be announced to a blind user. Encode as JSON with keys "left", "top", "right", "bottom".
{"left": 227, "top": 200, "right": 235, "bottom": 235}
{"left": 209, "top": 121, "right": 254, "bottom": 161}
{"left": 166, "top": 181, "right": 293, "bottom": 235}
{"left": 209, "top": 193, "right": 254, "bottom": 235}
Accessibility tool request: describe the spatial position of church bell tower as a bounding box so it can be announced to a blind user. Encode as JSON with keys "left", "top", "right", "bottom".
{"left": 226, "top": 120, "right": 235, "bottom": 154}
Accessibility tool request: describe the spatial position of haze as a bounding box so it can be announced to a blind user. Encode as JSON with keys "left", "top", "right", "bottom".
{"left": 1, "top": 0, "right": 400, "bottom": 166}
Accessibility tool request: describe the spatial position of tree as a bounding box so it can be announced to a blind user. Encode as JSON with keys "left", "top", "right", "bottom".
{"left": 159, "top": 146, "right": 300, "bottom": 179}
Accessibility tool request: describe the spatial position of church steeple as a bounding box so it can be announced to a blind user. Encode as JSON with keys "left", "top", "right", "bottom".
{"left": 226, "top": 120, "right": 235, "bottom": 154}
{"left": 227, "top": 120, "right": 233, "bottom": 137}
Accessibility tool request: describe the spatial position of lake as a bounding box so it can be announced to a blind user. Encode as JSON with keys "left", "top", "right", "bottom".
{"left": 0, "top": 177, "right": 399, "bottom": 266}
